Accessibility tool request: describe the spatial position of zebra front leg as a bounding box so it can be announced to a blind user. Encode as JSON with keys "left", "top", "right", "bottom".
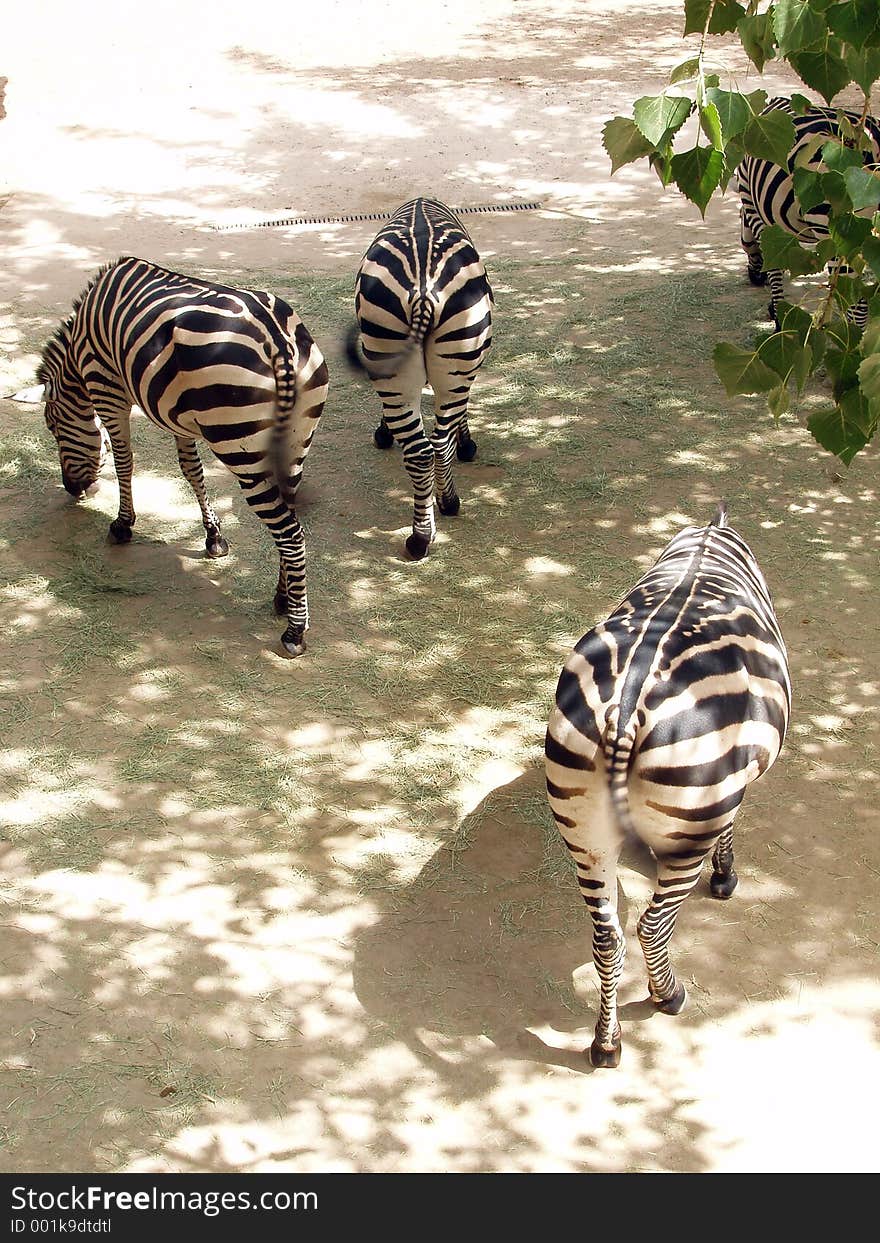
{"left": 710, "top": 823, "right": 738, "bottom": 898}
{"left": 96, "top": 408, "right": 137, "bottom": 544}
{"left": 238, "top": 476, "right": 309, "bottom": 657}
{"left": 174, "top": 436, "right": 229, "bottom": 558}
{"left": 637, "top": 845, "right": 714, "bottom": 1015}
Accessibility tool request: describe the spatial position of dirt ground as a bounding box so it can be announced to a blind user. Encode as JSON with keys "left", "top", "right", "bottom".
{"left": 1, "top": 0, "right": 879, "bottom": 1174}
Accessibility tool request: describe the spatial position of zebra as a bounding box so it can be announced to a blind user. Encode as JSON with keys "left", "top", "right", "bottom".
{"left": 545, "top": 503, "right": 791, "bottom": 1068}
{"left": 345, "top": 196, "right": 494, "bottom": 560}
{"left": 37, "top": 255, "right": 329, "bottom": 656}
{"left": 735, "top": 95, "right": 880, "bottom": 327}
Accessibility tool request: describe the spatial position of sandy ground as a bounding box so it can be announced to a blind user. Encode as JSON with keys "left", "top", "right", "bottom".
{"left": 1, "top": 0, "right": 879, "bottom": 1174}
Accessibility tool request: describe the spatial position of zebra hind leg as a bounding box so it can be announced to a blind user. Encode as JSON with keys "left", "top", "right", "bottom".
{"left": 637, "top": 848, "right": 714, "bottom": 1015}
{"left": 456, "top": 416, "right": 477, "bottom": 462}
{"left": 374, "top": 418, "right": 395, "bottom": 449}
{"left": 432, "top": 428, "right": 460, "bottom": 517}
{"left": 709, "top": 822, "right": 738, "bottom": 899}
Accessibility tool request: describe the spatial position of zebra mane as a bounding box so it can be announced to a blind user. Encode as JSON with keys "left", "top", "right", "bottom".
{"left": 36, "top": 256, "right": 135, "bottom": 384}
{"left": 711, "top": 500, "right": 729, "bottom": 528}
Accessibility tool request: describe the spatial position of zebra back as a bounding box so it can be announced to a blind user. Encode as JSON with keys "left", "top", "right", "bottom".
{"left": 736, "top": 96, "right": 880, "bottom": 242}
{"left": 547, "top": 511, "right": 791, "bottom": 842}
{"left": 352, "top": 197, "right": 493, "bottom": 377}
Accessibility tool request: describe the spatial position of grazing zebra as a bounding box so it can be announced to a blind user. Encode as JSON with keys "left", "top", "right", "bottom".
{"left": 736, "top": 96, "right": 880, "bottom": 326}
{"left": 545, "top": 503, "right": 791, "bottom": 1068}
{"left": 37, "top": 256, "right": 329, "bottom": 656}
{"left": 345, "top": 196, "right": 493, "bottom": 560}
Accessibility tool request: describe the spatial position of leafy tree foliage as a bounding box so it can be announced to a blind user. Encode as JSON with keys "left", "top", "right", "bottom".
{"left": 603, "top": 0, "right": 880, "bottom": 464}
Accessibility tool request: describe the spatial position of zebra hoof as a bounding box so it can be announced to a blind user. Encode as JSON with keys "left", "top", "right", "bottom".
{"left": 456, "top": 437, "right": 477, "bottom": 462}
{"left": 405, "top": 533, "right": 431, "bottom": 560}
{"left": 654, "top": 982, "right": 687, "bottom": 1015}
{"left": 748, "top": 267, "right": 767, "bottom": 287}
{"left": 438, "top": 494, "right": 460, "bottom": 516}
{"left": 589, "top": 1038, "right": 621, "bottom": 1069}
{"left": 205, "top": 534, "right": 229, "bottom": 558}
{"left": 711, "top": 868, "right": 738, "bottom": 899}
{"left": 280, "top": 628, "right": 306, "bottom": 658}
{"left": 109, "top": 519, "right": 133, "bottom": 543}
{"left": 374, "top": 424, "right": 394, "bottom": 450}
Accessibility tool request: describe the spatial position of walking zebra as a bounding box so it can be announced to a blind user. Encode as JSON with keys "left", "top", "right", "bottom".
{"left": 345, "top": 197, "right": 493, "bottom": 559}
{"left": 545, "top": 504, "right": 791, "bottom": 1068}
{"left": 37, "top": 256, "right": 329, "bottom": 656}
{"left": 736, "top": 96, "right": 880, "bottom": 326}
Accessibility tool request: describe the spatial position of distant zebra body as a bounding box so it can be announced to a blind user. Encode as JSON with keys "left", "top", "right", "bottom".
{"left": 346, "top": 197, "right": 493, "bottom": 559}
{"left": 736, "top": 96, "right": 880, "bottom": 326}
{"left": 37, "top": 256, "right": 329, "bottom": 656}
{"left": 545, "top": 504, "right": 791, "bottom": 1068}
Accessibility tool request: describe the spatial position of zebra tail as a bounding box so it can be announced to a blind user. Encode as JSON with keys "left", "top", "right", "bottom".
{"left": 602, "top": 712, "right": 639, "bottom": 839}
{"left": 271, "top": 344, "right": 298, "bottom": 511}
{"left": 344, "top": 296, "right": 435, "bottom": 380}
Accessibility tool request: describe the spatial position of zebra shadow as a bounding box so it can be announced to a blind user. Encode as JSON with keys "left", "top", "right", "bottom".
{"left": 352, "top": 765, "right": 669, "bottom": 1075}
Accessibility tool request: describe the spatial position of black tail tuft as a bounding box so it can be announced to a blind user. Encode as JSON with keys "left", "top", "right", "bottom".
{"left": 343, "top": 322, "right": 365, "bottom": 374}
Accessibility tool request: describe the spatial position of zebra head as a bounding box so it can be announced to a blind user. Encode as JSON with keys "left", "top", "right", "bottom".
{"left": 37, "top": 329, "right": 108, "bottom": 499}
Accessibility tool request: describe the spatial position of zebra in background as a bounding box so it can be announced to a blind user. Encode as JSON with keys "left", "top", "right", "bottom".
{"left": 736, "top": 96, "right": 880, "bottom": 327}
{"left": 545, "top": 503, "right": 791, "bottom": 1068}
{"left": 345, "top": 197, "right": 493, "bottom": 560}
{"left": 37, "top": 256, "right": 329, "bottom": 656}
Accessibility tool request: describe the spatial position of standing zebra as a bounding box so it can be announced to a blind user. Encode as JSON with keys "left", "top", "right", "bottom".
{"left": 545, "top": 504, "right": 791, "bottom": 1068}
{"left": 37, "top": 256, "right": 329, "bottom": 656}
{"left": 736, "top": 96, "right": 880, "bottom": 326}
{"left": 346, "top": 197, "right": 493, "bottom": 560}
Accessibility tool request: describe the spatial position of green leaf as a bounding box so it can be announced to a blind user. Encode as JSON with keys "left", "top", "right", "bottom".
{"left": 671, "top": 145, "right": 725, "bottom": 215}
{"left": 789, "top": 45, "right": 852, "bottom": 104}
{"left": 713, "top": 342, "right": 782, "bottom": 394}
{"left": 650, "top": 145, "right": 676, "bottom": 187}
{"left": 774, "top": 0, "right": 829, "bottom": 56}
{"left": 684, "top": 0, "right": 711, "bottom": 36}
{"left": 821, "top": 139, "right": 863, "bottom": 172}
{"left": 706, "top": 87, "right": 767, "bottom": 141}
{"left": 819, "top": 169, "right": 853, "bottom": 214}
{"left": 670, "top": 56, "right": 702, "bottom": 84}
{"left": 767, "top": 384, "right": 790, "bottom": 419}
{"left": 708, "top": 1, "right": 747, "bottom": 35}
{"left": 602, "top": 117, "right": 655, "bottom": 174}
{"left": 807, "top": 398, "right": 873, "bottom": 463}
{"left": 843, "top": 166, "right": 880, "bottom": 211}
{"left": 790, "top": 92, "right": 816, "bottom": 114}
{"left": 737, "top": 12, "right": 777, "bottom": 72}
{"left": 633, "top": 94, "right": 694, "bottom": 145}
{"left": 843, "top": 46, "right": 880, "bottom": 93}
{"left": 757, "top": 302, "right": 818, "bottom": 391}
{"left": 827, "top": 0, "right": 880, "bottom": 46}
{"left": 829, "top": 211, "right": 872, "bottom": 257}
{"left": 792, "top": 166, "right": 826, "bottom": 212}
{"left": 862, "top": 316, "right": 880, "bottom": 354}
{"left": 862, "top": 233, "right": 880, "bottom": 278}
{"left": 859, "top": 352, "right": 880, "bottom": 408}
{"left": 721, "top": 137, "right": 747, "bottom": 190}
{"left": 759, "top": 224, "right": 826, "bottom": 276}
{"left": 742, "top": 109, "right": 797, "bottom": 166}
{"left": 699, "top": 101, "right": 724, "bottom": 150}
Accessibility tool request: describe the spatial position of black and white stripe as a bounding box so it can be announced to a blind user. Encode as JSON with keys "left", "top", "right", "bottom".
{"left": 736, "top": 96, "right": 880, "bottom": 326}
{"left": 37, "top": 255, "right": 329, "bottom": 656}
{"left": 545, "top": 503, "right": 791, "bottom": 1068}
{"left": 346, "top": 197, "right": 493, "bottom": 559}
